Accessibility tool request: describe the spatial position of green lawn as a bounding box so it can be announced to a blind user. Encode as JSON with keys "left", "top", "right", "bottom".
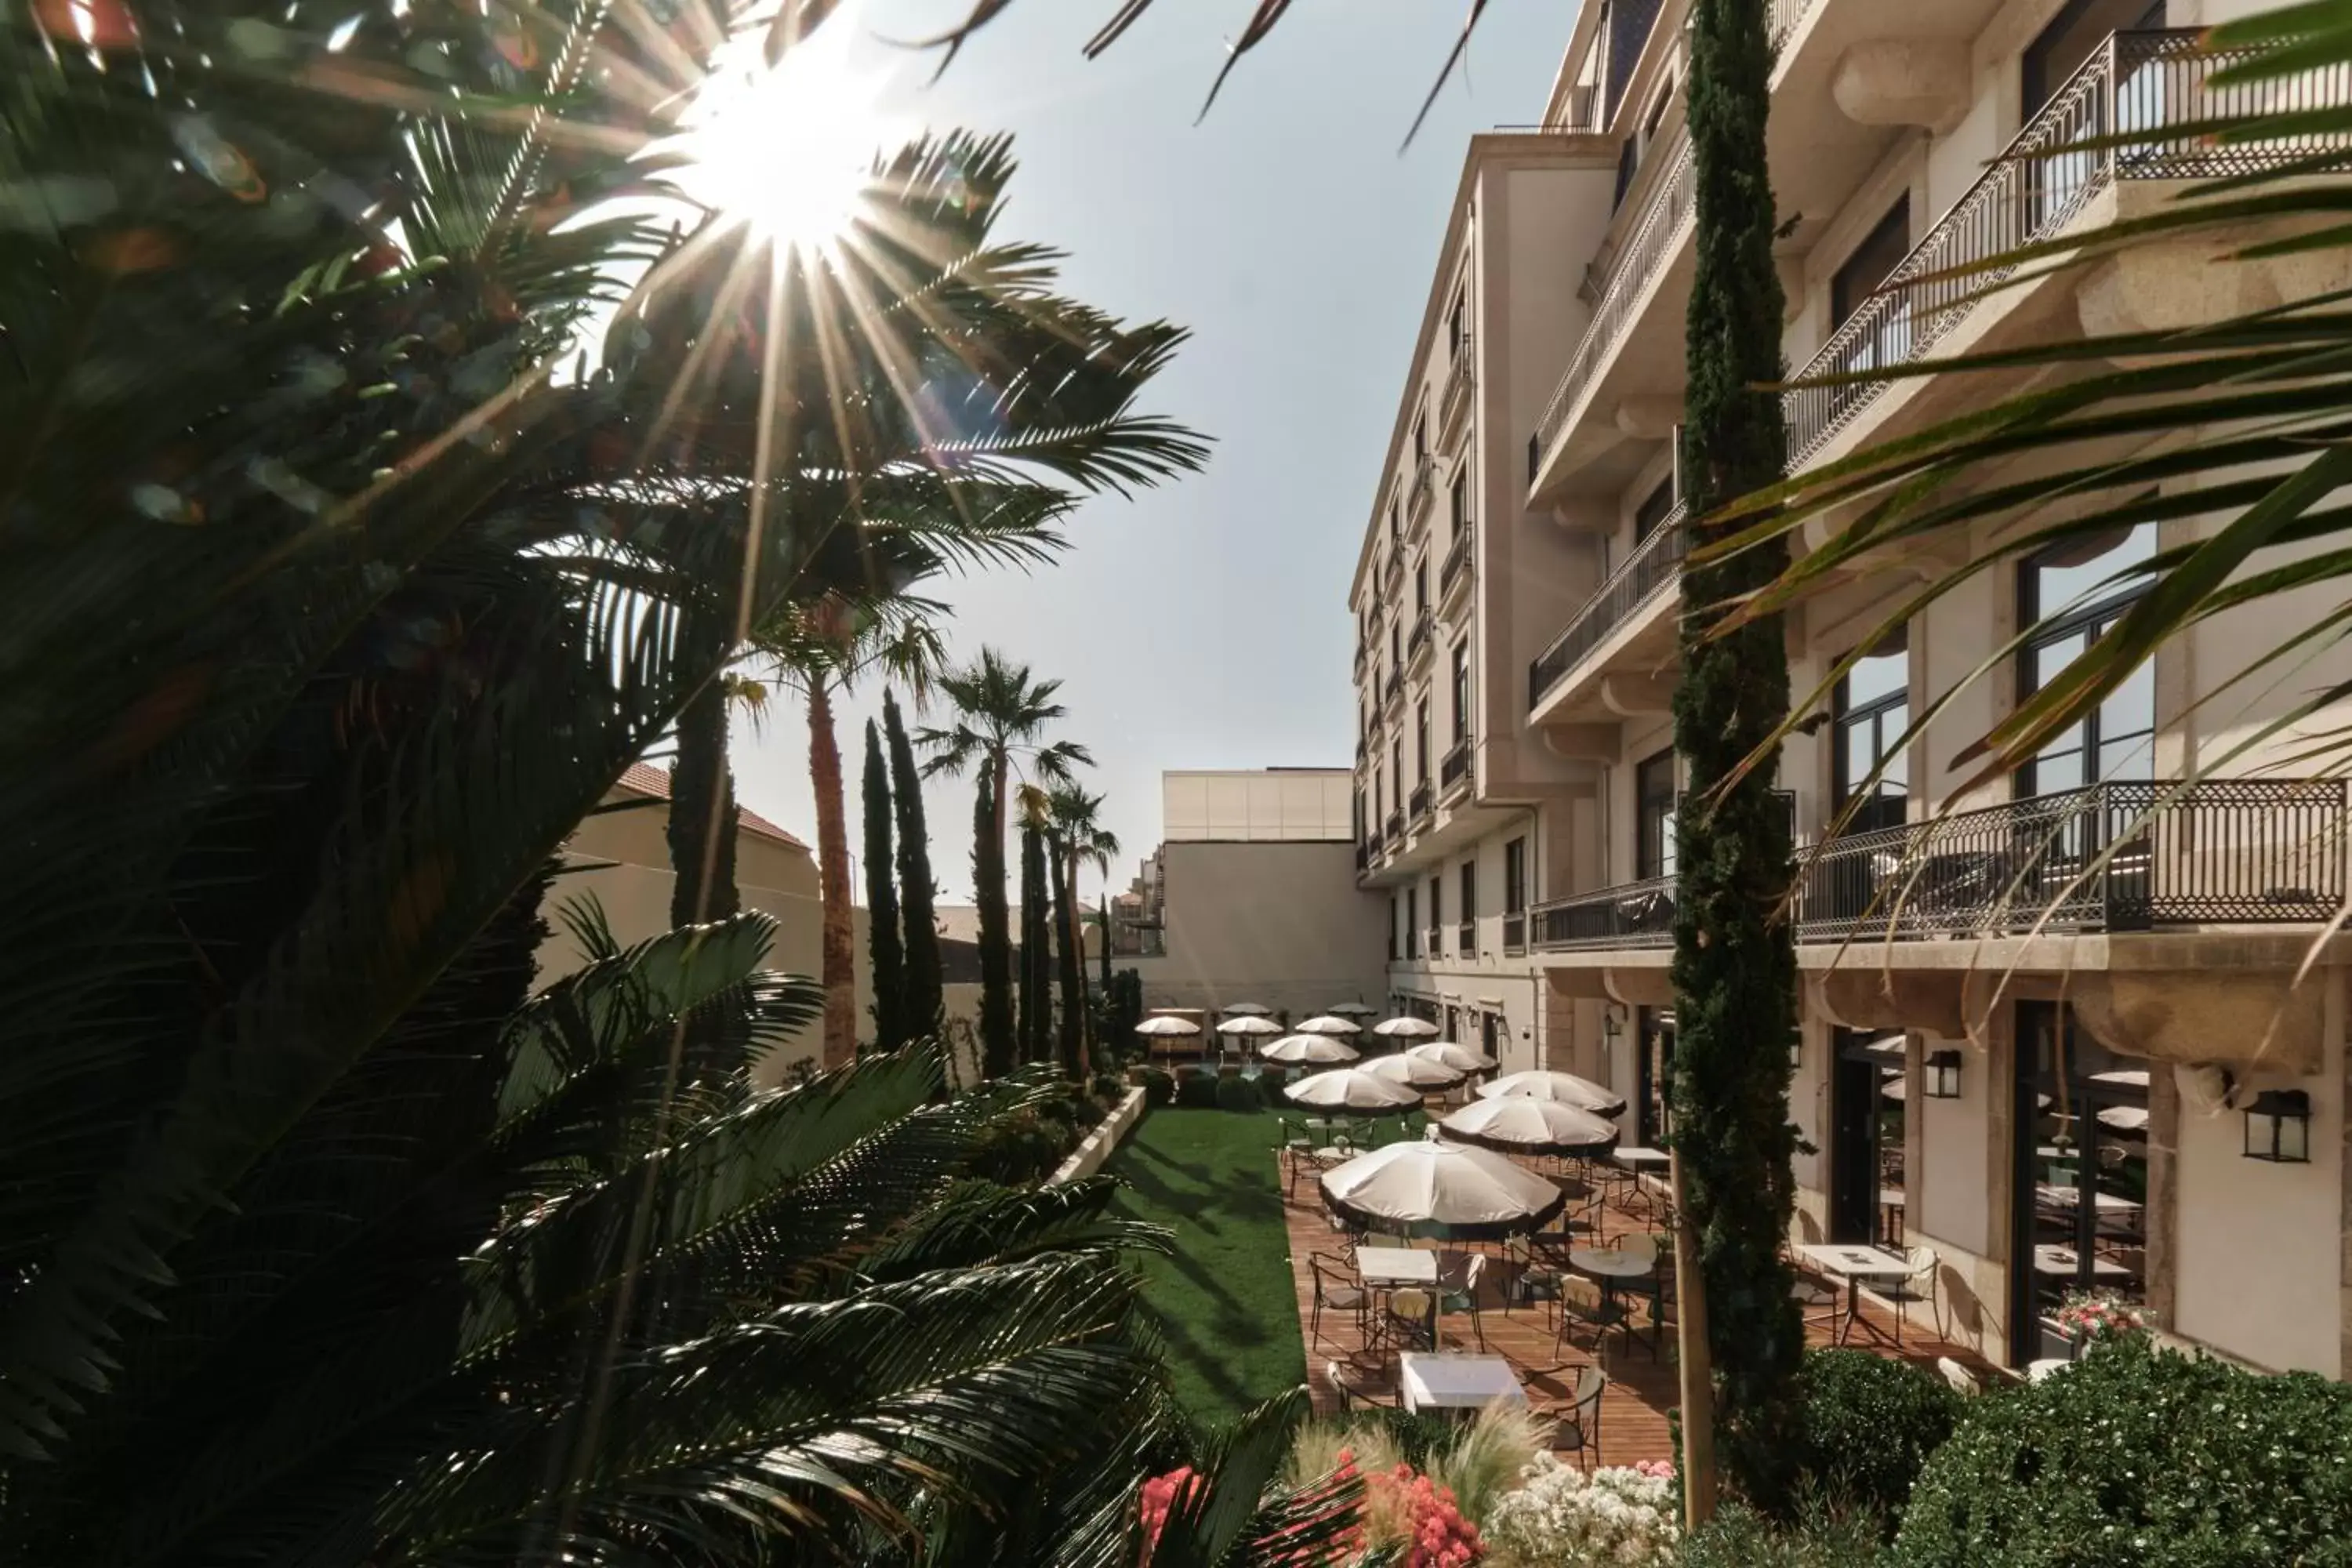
{"left": 1105, "top": 1105, "right": 1307, "bottom": 1429}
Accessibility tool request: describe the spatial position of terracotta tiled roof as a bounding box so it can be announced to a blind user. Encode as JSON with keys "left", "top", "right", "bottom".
{"left": 613, "top": 761, "right": 808, "bottom": 850}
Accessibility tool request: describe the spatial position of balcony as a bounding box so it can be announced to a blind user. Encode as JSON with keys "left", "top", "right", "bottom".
{"left": 1353, "top": 641, "right": 1367, "bottom": 678}
{"left": 1406, "top": 610, "right": 1433, "bottom": 664}
{"left": 1385, "top": 808, "right": 1405, "bottom": 845}
{"left": 1529, "top": 781, "right": 2349, "bottom": 953}
{"left": 1356, "top": 840, "right": 1370, "bottom": 873}
{"left": 1439, "top": 330, "right": 1475, "bottom": 442}
{"left": 1502, "top": 911, "right": 1526, "bottom": 955}
{"left": 1383, "top": 665, "right": 1404, "bottom": 710}
{"left": 1784, "top": 29, "right": 2342, "bottom": 469}
{"left": 1426, "top": 925, "right": 1444, "bottom": 959}
{"left": 1439, "top": 529, "right": 1473, "bottom": 604}
{"left": 1439, "top": 739, "right": 1470, "bottom": 800}
{"left": 1406, "top": 465, "right": 1436, "bottom": 531}
{"left": 1409, "top": 782, "right": 1432, "bottom": 826}
{"left": 1457, "top": 919, "right": 1475, "bottom": 957}
{"left": 1528, "top": 506, "right": 1688, "bottom": 713}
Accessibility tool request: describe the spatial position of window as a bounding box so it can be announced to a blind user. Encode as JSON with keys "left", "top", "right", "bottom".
{"left": 1390, "top": 621, "right": 1400, "bottom": 668}
{"left": 1504, "top": 837, "right": 1528, "bottom": 912}
{"left": 1415, "top": 705, "right": 1431, "bottom": 785}
{"left": 2019, "top": 524, "right": 2157, "bottom": 796}
{"left": 1459, "top": 861, "right": 1478, "bottom": 955}
{"left": 1450, "top": 642, "right": 1471, "bottom": 746}
{"left": 1391, "top": 742, "right": 1403, "bottom": 802}
{"left": 1450, "top": 470, "right": 1470, "bottom": 539}
{"left": 1389, "top": 895, "right": 1401, "bottom": 960}
{"left": 1415, "top": 565, "right": 1428, "bottom": 615}
{"left": 1831, "top": 198, "right": 1913, "bottom": 330}
{"left": 1633, "top": 474, "right": 1675, "bottom": 542}
{"left": 1833, "top": 630, "right": 1911, "bottom": 833}
{"left": 1406, "top": 888, "right": 1420, "bottom": 958}
{"left": 2026, "top": 0, "right": 2165, "bottom": 118}
{"left": 1449, "top": 288, "right": 1469, "bottom": 358}
{"left": 1428, "top": 876, "right": 1444, "bottom": 955}
{"left": 1635, "top": 749, "right": 1677, "bottom": 879}
{"left": 1413, "top": 413, "right": 1428, "bottom": 467}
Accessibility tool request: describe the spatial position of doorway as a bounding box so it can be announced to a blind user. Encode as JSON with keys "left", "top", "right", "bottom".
{"left": 2009, "top": 1002, "right": 2151, "bottom": 1367}
{"left": 1635, "top": 1007, "right": 1675, "bottom": 1147}
{"left": 1829, "top": 1029, "right": 1903, "bottom": 1243}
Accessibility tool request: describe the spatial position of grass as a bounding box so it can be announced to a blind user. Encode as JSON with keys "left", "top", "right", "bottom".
{"left": 1105, "top": 1105, "right": 1306, "bottom": 1430}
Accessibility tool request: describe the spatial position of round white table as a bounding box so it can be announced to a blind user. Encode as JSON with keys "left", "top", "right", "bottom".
{"left": 1568, "top": 1247, "right": 1656, "bottom": 1349}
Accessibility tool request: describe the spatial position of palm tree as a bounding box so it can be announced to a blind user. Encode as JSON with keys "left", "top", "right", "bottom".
{"left": 1015, "top": 783, "right": 1057, "bottom": 1063}
{"left": 1047, "top": 783, "right": 1121, "bottom": 1077}
{"left": 920, "top": 651, "right": 1094, "bottom": 1075}
{"left": 748, "top": 596, "right": 948, "bottom": 1068}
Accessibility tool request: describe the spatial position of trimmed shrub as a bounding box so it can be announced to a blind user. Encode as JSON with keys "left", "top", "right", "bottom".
{"left": 1214, "top": 1073, "right": 1258, "bottom": 1113}
{"left": 961, "top": 1111, "right": 1073, "bottom": 1186}
{"left": 1255, "top": 1065, "right": 1290, "bottom": 1105}
{"left": 1893, "top": 1338, "right": 2352, "bottom": 1566}
{"left": 1140, "top": 1066, "right": 1175, "bottom": 1107}
{"left": 1090, "top": 1071, "right": 1125, "bottom": 1103}
{"left": 1799, "top": 1348, "right": 1962, "bottom": 1526}
{"left": 1173, "top": 1066, "right": 1218, "bottom": 1109}
{"left": 1679, "top": 1500, "right": 1886, "bottom": 1568}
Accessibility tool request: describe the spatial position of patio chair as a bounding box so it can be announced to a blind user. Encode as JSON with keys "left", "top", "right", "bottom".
{"left": 1437, "top": 1253, "right": 1488, "bottom": 1352}
{"left": 1869, "top": 1244, "right": 1940, "bottom": 1346}
{"left": 1326, "top": 1359, "right": 1396, "bottom": 1413}
{"left": 1553, "top": 1276, "right": 1627, "bottom": 1356}
{"left": 1383, "top": 1287, "right": 1435, "bottom": 1353}
{"left": 1308, "top": 1252, "right": 1367, "bottom": 1348}
{"left": 1503, "top": 1233, "right": 1562, "bottom": 1319}
{"left": 1553, "top": 1365, "right": 1609, "bottom": 1472}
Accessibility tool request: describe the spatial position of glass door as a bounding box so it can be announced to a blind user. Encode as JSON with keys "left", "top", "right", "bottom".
{"left": 1829, "top": 1029, "right": 1904, "bottom": 1243}
{"left": 2011, "top": 1001, "right": 2151, "bottom": 1365}
{"left": 1635, "top": 1007, "right": 1675, "bottom": 1146}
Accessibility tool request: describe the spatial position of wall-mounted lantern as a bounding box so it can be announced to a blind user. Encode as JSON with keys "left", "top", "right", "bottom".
{"left": 2243, "top": 1089, "right": 2313, "bottom": 1163}
{"left": 1924, "top": 1049, "right": 1963, "bottom": 1100}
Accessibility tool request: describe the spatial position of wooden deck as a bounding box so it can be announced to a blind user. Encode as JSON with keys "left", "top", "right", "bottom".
{"left": 1274, "top": 1137, "right": 1991, "bottom": 1467}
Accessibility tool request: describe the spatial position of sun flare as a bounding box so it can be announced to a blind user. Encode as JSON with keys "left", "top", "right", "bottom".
{"left": 673, "top": 29, "right": 899, "bottom": 253}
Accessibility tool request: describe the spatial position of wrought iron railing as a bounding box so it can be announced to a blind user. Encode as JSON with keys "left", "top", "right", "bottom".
{"left": 1441, "top": 330, "right": 1475, "bottom": 434}
{"left": 1528, "top": 507, "right": 1689, "bottom": 710}
{"left": 1784, "top": 29, "right": 2352, "bottom": 467}
{"left": 1407, "top": 610, "right": 1433, "bottom": 661}
{"left": 1502, "top": 911, "right": 1526, "bottom": 954}
{"left": 1410, "top": 782, "right": 1432, "bottom": 824}
{"left": 1526, "top": 0, "right": 1825, "bottom": 486}
{"left": 1426, "top": 924, "right": 1444, "bottom": 958}
{"left": 1384, "top": 666, "right": 1403, "bottom": 706}
{"left": 1457, "top": 918, "right": 1476, "bottom": 956}
{"left": 1440, "top": 529, "right": 1473, "bottom": 597}
{"left": 1356, "top": 841, "right": 1370, "bottom": 873}
{"left": 1353, "top": 641, "right": 1367, "bottom": 677}
{"left": 1528, "top": 780, "right": 2348, "bottom": 952}
{"left": 1385, "top": 809, "right": 1405, "bottom": 844}
{"left": 1439, "top": 739, "right": 1470, "bottom": 795}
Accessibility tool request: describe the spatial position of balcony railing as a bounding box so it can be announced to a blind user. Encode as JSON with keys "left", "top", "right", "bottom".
{"left": 1439, "top": 529, "right": 1473, "bottom": 598}
{"left": 1457, "top": 918, "right": 1475, "bottom": 956}
{"left": 1439, "top": 739, "right": 1470, "bottom": 797}
{"left": 1407, "top": 465, "right": 1436, "bottom": 528}
{"left": 1785, "top": 29, "right": 2352, "bottom": 468}
{"left": 1441, "top": 330, "right": 1475, "bottom": 436}
{"left": 1409, "top": 782, "right": 1432, "bottom": 824}
{"left": 1426, "top": 925, "right": 1444, "bottom": 958}
{"left": 1385, "top": 809, "right": 1405, "bottom": 844}
{"left": 1528, "top": 506, "right": 1689, "bottom": 710}
{"left": 1356, "top": 840, "right": 1370, "bottom": 873}
{"left": 1353, "top": 641, "right": 1367, "bottom": 677}
{"left": 1384, "top": 666, "right": 1403, "bottom": 706}
{"left": 1529, "top": 781, "right": 2349, "bottom": 952}
{"left": 1502, "top": 911, "right": 1526, "bottom": 955}
{"left": 1407, "top": 610, "right": 1433, "bottom": 662}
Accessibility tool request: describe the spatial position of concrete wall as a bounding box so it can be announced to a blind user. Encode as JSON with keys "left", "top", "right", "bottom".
{"left": 1134, "top": 840, "right": 1388, "bottom": 1018}
{"left": 1164, "top": 771, "right": 1353, "bottom": 842}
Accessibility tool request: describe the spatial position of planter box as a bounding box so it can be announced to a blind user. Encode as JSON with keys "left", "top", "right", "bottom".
{"left": 1048, "top": 1087, "right": 1147, "bottom": 1186}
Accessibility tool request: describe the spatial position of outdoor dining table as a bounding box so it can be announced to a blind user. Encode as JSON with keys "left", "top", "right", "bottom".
{"left": 1567, "top": 1244, "right": 1655, "bottom": 1347}
{"left": 1613, "top": 1146, "right": 1669, "bottom": 1177}
{"left": 1398, "top": 1352, "right": 1526, "bottom": 1415}
{"left": 1356, "top": 1245, "right": 1438, "bottom": 1287}
{"left": 1795, "top": 1242, "right": 1917, "bottom": 1347}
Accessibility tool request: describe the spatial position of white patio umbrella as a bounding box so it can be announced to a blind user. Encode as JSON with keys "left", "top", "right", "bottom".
{"left": 1370, "top": 1016, "right": 1440, "bottom": 1040}
{"left": 1295, "top": 1014, "right": 1363, "bottom": 1036}
{"left": 1220, "top": 1001, "right": 1273, "bottom": 1017}
{"left": 1283, "top": 1067, "right": 1423, "bottom": 1113}
{"left": 1479, "top": 1069, "right": 1628, "bottom": 1117}
{"left": 1261, "top": 1033, "right": 1362, "bottom": 1066}
{"left": 1408, "top": 1040, "right": 1498, "bottom": 1074}
{"left": 1319, "top": 1138, "right": 1569, "bottom": 1240}
{"left": 1216, "top": 1014, "right": 1283, "bottom": 1038}
{"left": 1133, "top": 1015, "right": 1200, "bottom": 1038}
{"left": 1329, "top": 1002, "right": 1381, "bottom": 1018}
{"left": 1367, "top": 1053, "right": 1467, "bottom": 1091}
{"left": 1439, "top": 1095, "right": 1619, "bottom": 1156}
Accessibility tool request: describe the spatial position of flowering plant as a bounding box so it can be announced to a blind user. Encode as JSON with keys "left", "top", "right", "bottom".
{"left": 1483, "top": 1454, "right": 1678, "bottom": 1567}
{"left": 2053, "top": 1288, "right": 2149, "bottom": 1345}
{"left": 1138, "top": 1447, "right": 1480, "bottom": 1566}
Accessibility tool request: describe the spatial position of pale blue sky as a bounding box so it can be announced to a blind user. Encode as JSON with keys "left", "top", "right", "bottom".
{"left": 732, "top": 0, "right": 1570, "bottom": 902}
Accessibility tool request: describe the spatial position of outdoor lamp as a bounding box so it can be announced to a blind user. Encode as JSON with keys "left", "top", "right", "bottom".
{"left": 2243, "top": 1089, "right": 2313, "bottom": 1163}
{"left": 1924, "top": 1049, "right": 1962, "bottom": 1100}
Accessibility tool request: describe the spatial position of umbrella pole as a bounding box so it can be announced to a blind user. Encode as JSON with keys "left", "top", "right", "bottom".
{"left": 1669, "top": 1145, "right": 1715, "bottom": 1530}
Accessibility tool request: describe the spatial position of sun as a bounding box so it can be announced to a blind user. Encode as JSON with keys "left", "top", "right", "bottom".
{"left": 673, "top": 27, "right": 899, "bottom": 253}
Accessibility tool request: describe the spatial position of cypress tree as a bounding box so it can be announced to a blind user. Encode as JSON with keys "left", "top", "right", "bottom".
{"left": 667, "top": 623, "right": 739, "bottom": 931}
{"left": 973, "top": 770, "right": 1015, "bottom": 1077}
{"left": 1018, "top": 819, "right": 1052, "bottom": 1062}
{"left": 1050, "top": 837, "right": 1083, "bottom": 1079}
{"left": 862, "top": 720, "right": 906, "bottom": 1051}
{"left": 1671, "top": 0, "right": 1804, "bottom": 1509}
{"left": 1098, "top": 892, "right": 1113, "bottom": 990}
{"left": 884, "top": 691, "right": 943, "bottom": 1036}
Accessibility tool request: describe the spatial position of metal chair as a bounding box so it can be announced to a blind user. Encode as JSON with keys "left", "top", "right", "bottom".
{"left": 1554, "top": 1365, "right": 1610, "bottom": 1472}
{"left": 1437, "top": 1252, "right": 1488, "bottom": 1351}
{"left": 1553, "top": 1275, "right": 1627, "bottom": 1356}
{"left": 1308, "top": 1251, "right": 1367, "bottom": 1348}
{"left": 1326, "top": 1359, "right": 1396, "bottom": 1412}
{"left": 1503, "top": 1233, "right": 1562, "bottom": 1319}
{"left": 1872, "top": 1244, "right": 1941, "bottom": 1345}
{"left": 1384, "top": 1286, "right": 1435, "bottom": 1352}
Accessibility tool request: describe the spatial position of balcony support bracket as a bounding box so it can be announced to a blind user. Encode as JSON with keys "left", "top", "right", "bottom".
{"left": 1602, "top": 672, "right": 1675, "bottom": 718}
{"left": 2070, "top": 968, "right": 2325, "bottom": 1076}
{"left": 1603, "top": 966, "right": 1675, "bottom": 1008}
{"left": 1831, "top": 40, "right": 1972, "bottom": 134}
{"left": 1542, "top": 723, "right": 1623, "bottom": 764}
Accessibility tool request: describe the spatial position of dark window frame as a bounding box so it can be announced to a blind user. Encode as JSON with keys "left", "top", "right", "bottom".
{"left": 2016, "top": 525, "right": 2158, "bottom": 797}
{"left": 1831, "top": 197, "right": 1914, "bottom": 332}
